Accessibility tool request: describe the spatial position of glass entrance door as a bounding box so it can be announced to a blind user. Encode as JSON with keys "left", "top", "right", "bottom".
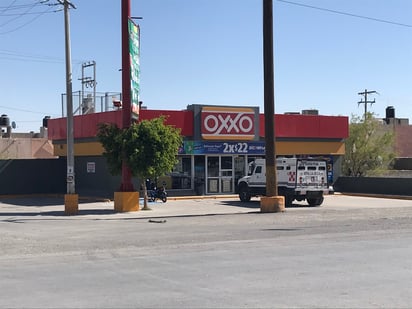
{"left": 220, "top": 156, "right": 233, "bottom": 193}
{"left": 206, "top": 156, "right": 219, "bottom": 193}
{"left": 206, "top": 156, "right": 234, "bottom": 194}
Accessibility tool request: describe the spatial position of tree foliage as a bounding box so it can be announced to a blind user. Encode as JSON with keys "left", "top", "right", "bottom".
{"left": 97, "top": 116, "right": 182, "bottom": 181}
{"left": 342, "top": 113, "right": 395, "bottom": 177}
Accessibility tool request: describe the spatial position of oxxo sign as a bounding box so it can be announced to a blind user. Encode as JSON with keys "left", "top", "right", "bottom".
{"left": 201, "top": 106, "right": 256, "bottom": 140}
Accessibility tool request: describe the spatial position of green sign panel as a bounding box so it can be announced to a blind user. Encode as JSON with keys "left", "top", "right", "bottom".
{"left": 128, "top": 19, "right": 140, "bottom": 120}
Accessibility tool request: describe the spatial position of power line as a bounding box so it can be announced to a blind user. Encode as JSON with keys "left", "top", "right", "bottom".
{"left": 0, "top": 1, "right": 37, "bottom": 27}
{"left": 0, "top": 104, "right": 60, "bottom": 117}
{"left": 0, "top": 0, "right": 49, "bottom": 11}
{"left": 0, "top": 49, "right": 86, "bottom": 64}
{"left": 277, "top": 0, "right": 412, "bottom": 28}
{"left": 0, "top": 10, "right": 56, "bottom": 16}
{"left": 0, "top": 49, "right": 64, "bottom": 63}
{"left": 0, "top": 0, "right": 18, "bottom": 14}
{"left": 0, "top": 0, "right": 57, "bottom": 34}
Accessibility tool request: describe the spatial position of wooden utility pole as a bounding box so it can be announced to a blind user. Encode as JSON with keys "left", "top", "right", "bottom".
{"left": 358, "top": 89, "right": 377, "bottom": 120}
{"left": 260, "top": 0, "right": 284, "bottom": 213}
{"left": 263, "top": 0, "right": 277, "bottom": 197}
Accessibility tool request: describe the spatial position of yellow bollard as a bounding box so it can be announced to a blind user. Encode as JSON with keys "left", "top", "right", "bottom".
{"left": 64, "top": 194, "right": 79, "bottom": 215}
{"left": 260, "top": 196, "right": 285, "bottom": 213}
{"left": 114, "top": 192, "right": 140, "bottom": 212}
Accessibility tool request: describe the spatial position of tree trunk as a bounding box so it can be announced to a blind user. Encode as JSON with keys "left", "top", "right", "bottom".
{"left": 142, "top": 182, "right": 151, "bottom": 210}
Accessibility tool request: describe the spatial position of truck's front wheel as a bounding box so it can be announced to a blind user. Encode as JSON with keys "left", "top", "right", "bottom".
{"left": 238, "top": 184, "right": 251, "bottom": 202}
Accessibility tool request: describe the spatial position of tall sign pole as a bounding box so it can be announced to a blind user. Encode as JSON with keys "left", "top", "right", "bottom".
{"left": 120, "top": 0, "right": 134, "bottom": 192}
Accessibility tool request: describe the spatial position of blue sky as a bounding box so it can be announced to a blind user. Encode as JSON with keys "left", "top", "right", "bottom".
{"left": 0, "top": 0, "right": 411, "bottom": 132}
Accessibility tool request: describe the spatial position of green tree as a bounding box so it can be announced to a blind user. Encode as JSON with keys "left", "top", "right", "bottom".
{"left": 342, "top": 113, "right": 395, "bottom": 176}
{"left": 97, "top": 116, "right": 182, "bottom": 209}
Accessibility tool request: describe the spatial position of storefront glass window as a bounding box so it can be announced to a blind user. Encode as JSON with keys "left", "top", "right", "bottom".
{"left": 221, "top": 156, "right": 232, "bottom": 170}
{"left": 168, "top": 156, "right": 192, "bottom": 189}
{"left": 207, "top": 157, "right": 219, "bottom": 177}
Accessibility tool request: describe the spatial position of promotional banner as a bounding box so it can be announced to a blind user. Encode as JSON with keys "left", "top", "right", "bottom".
{"left": 128, "top": 19, "right": 140, "bottom": 120}
{"left": 181, "top": 141, "right": 266, "bottom": 155}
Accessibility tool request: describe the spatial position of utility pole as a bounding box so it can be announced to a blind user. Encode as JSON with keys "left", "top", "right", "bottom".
{"left": 79, "top": 61, "right": 96, "bottom": 114}
{"left": 261, "top": 0, "right": 284, "bottom": 212}
{"left": 263, "top": 0, "right": 276, "bottom": 197}
{"left": 358, "top": 89, "right": 377, "bottom": 120}
{"left": 58, "top": 0, "right": 78, "bottom": 214}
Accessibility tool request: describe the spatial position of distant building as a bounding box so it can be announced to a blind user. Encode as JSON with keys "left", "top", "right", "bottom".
{"left": 0, "top": 115, "right": 55, "bottom": 159}
{"left": 377, "top": 106, "right": 412, "bottom": 171}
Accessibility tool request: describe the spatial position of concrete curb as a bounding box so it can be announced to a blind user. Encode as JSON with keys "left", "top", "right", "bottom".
{"left": 335, "top": 192, "right": 412, "bottom": 200}
{"left": 168, "top": 195, "right": 238, "bottom": 201}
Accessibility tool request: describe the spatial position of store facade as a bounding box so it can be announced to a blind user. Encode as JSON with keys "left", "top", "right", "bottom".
{"left": 48, "top": 104, "right": 348, "bottom": 196}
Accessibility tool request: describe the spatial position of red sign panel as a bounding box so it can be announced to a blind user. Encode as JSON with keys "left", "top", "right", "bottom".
{"left": 201, "top": 107, "right": 256, "bottom": 140}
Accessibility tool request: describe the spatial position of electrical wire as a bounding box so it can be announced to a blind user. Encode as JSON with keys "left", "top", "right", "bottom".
{"left": 0, "top": 1, "right": 38, "bottom": 27}
{"left": 0, "top": 0, "right": 49, "bottom": 11}
{"left": 0, "top": 0, "right": 18, "bottom": 14}
{"left": 0, "top": 49, "right": 86, "bottom": 65}
{"left": 277, "top": 0, "right": 412, "bottom": 28}
{"left": 0, "top": 104, "right": 60, "bottom": 117}
{"left": 0, "top": 0, "right": 59, "bottom": 34}
{"left": 0, "top": 49, "right": 64, "bottom": 63}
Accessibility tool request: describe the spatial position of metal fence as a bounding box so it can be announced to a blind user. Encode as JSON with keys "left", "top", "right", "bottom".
{"left": 60, "top": 91, "right": 122, "bottom": 117}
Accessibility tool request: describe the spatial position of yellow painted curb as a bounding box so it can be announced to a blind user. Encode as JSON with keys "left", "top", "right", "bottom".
{"left": 64, "top": 194, "right": 79, "bottom": 215}
{"left": 260, "top": 196, "right": 285, "bottom": 213}
{"left": 114, "top": 192, "right": 139, "bottom": 212}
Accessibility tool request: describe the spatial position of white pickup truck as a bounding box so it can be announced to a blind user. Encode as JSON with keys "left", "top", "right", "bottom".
{"left": 237, "top": 158, "right": 329, "bottom": 206}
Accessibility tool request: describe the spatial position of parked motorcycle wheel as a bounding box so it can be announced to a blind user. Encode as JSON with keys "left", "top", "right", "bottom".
{"left": 161, "top": 195, "right": 167, "bottom": 203}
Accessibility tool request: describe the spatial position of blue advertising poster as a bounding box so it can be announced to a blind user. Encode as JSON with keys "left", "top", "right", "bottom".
{"left": 180, "top": 141, "right": 266, "bottom": 155}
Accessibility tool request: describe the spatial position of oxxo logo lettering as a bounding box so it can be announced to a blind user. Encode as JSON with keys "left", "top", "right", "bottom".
{"left": 201, "top": 107, "right": 256, "bottom": 140}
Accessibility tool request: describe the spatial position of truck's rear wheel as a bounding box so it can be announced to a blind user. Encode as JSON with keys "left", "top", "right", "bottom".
{"left": 238, "top": 184, "right": 251, "bottom": 202}
{"left": 307, "top": 197, "right": 324, "bottom": 207}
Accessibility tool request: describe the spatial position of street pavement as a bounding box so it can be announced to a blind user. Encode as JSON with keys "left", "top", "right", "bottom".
{"left": 1, "top": 194, "right": 412, "bottom": 308}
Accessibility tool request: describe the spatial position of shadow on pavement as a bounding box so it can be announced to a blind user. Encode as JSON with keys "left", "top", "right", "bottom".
{"left": 219, "top": 199, "right": 261, "bottom": 209}
{"left": 219, "top": 199, "right": 314, "bottom": 209}
{"left": 0, "top": 196, "right": 109, "bottom": 207}
{"left": 0, "top": 209, "right": 116, "bottom": 219}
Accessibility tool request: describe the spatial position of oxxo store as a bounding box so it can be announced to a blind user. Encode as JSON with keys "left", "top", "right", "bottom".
{"left": 169, "top": 104, "right": 348, "bottom": 195}
{"left": 47, "top": 104, "right": 348, "bottom": 197}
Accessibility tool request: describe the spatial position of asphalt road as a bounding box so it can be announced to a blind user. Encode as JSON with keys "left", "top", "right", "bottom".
{"left": 1, "top": 194, "right": 412, "bottom": 308}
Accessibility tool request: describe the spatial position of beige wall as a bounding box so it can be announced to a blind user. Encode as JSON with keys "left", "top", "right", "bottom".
{"left": 0, "top": 138, "right": 55, "bottom": 159}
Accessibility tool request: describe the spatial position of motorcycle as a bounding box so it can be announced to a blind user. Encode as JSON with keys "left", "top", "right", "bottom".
{"left": 149, "top": 182, "right": 167, "bottom": 203}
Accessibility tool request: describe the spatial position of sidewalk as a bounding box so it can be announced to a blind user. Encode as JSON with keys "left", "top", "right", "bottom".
{"left": 0, "top": 195, "right": 257, "bottom": 220}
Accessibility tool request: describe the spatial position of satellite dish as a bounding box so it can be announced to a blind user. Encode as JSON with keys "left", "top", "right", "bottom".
{"left": 11, "top": 121, "right": 16, "bottom": 129}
